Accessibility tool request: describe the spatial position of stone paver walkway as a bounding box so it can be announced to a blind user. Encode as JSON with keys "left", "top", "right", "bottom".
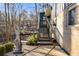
{"left": 5, "top": 44, "right": 68, "bottom": 56}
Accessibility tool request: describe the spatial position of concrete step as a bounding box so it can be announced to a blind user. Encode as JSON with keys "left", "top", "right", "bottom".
{"left": 38, "top": 38, "right": 51, "bottom": 41}
{"left": 37, "top": 41, "right": 53, "bottom": 45}
{"left": 39, "top": 33, "right": 49, "bottom": 37}
{"left": 38, "top": 37, "right": 51, "bottom": 41}
{"left": 40, "top": 25, "right": 47, "bottom": 28}
{"left": 39, "top": 31, "right": 48, "bottom": 33}
{"left": 39, "top": 29, "right": 48, "bottom": 34}
{"left": 21, "top": 41, "right": 27, "bottom": 45}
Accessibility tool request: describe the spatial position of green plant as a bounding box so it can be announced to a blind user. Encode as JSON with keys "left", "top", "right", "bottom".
{"left": 20, "top": 30, "right": 25, "bottom": 34}
{"left": 0, "top": 45, "right": 5, "bottom": 56}
{"left": 4, "top": 42, "right": 14, "bottom": 53}
{"left": 27, "top": 34, "right": 37, "bottom": 45}
{"left": 0, "top": 42, "right": 14, "bottom": 56}
{"left": 0, "top": 32, "right": 3, "bottom": 36}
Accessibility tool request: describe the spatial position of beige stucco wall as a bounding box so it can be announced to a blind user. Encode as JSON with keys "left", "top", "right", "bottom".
{"left": 51, "top": 4, "right": 79, "bottom": 55}
{"left": 55, "top": 10, "right": 72, "bottom": 54}
{"left": 70, "top": 26, "right": 79, "bottom": 56}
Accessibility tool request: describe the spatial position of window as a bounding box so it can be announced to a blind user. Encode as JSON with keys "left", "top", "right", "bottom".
{"left": 64, "top": 3, "right": 69, "bottom": 9}
{"left": 68, "top": 8, "right": 76, "bottom": 25}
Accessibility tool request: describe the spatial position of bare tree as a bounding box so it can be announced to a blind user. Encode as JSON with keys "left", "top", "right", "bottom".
{"left": 4, "top": 3, "right": 16, "bottom": 42}
{"left": 4, "top": 3, "right": 8, "bottom": 42}
{"left": 35, "top": 3, "right": 38, "bottom": 31}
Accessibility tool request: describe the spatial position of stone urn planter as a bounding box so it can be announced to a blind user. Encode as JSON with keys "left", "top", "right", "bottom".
{"left": 45, "top": 7, "right": 52, "bottom": 17}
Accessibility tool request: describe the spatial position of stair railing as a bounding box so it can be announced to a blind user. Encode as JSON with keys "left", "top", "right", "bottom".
{"left": 45, "top": 17, "right": 54, "bottom": 36}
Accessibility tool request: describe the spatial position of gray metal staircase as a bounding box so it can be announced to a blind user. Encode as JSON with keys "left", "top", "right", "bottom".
{"left": 37, "top": 12, "right": 53, "bottom": 45}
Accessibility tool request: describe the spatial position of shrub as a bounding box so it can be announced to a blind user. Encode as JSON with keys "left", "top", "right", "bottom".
{"left": 4, "top": 42, "right": 14, "bottom": 53}
{"left": 0, "top": 32, "right": 2, "bottom": 35}
{"left": 27, "top": 34, "right": 37, "bottom": 45}
{"left": 0, "top": 32, "right": 3, "bottom": 36}
{"left": 0, "top": 45, "right": 5, "bottom": 56}
{"left": 0, "top": 42, "right": 14, "bottom": 56}
{"left": 20, "top": 30, "right": 26, "bottom": 34}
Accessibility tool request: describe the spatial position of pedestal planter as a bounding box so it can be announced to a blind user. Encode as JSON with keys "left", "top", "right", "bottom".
{"left": 45, "top": 8, "right": 51, "bottom": 17}
{"left": 13, "top": 26, "right": 23, "bottom": 54}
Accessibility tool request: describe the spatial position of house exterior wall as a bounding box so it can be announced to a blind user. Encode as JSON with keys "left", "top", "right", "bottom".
{"left": 51, "top": 3, "right": 79, "bottom": 55}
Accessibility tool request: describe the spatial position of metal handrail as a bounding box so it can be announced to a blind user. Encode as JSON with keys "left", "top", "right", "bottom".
{"left": 55, "top": 27, "right": 63, "bottom": 40}
{"left": 45, "top": 17, "right": 54, "bottom": 33}
{"left": 45, "top": 17, "right": 63, "bottom": 40}
{"left": 45, "top": 17, "right": 56, "bottom": 39}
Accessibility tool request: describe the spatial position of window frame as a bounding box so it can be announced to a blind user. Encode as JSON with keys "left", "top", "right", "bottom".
{"left": 68, "top": 7, "right": 76, "bottom": 25}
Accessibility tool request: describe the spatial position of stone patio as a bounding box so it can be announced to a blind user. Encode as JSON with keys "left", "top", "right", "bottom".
{"left": 5, "top": 44, "right": 69, "bottom": 56}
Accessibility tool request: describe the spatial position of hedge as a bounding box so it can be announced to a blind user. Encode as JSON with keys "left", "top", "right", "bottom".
{"left": 0, "top": 45, "right": 5, "bottom": 56}
{"left": 4, "top": 42, "right": 14, "bottom": 53}
{"left": 0, "top": 42, "right": 14, "bottom": 56}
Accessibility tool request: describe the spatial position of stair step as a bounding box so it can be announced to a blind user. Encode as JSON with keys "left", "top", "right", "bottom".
{"left": 40, "top": 25, "right": 47, "bottom": 27}
{"left": 40, "top": 35, "right": 48, "bottom": 38}
{"left": 40, "top": 33, "right": 48, "bottom": 37}
{"left": 39, "top": 28, "right": 48, "bottom": 33}
{"left": 38, "top": 39, "right": 51, "bottom": 41}
{"left": 37, "top": 41, "right": 53, "bottom": 45}
{"left": 39, "top": 37, "right": 49, "bottom": 38}
{"left": 39, "top": 32, "right": 48, "bottom": 34}
{"left": 39, "top": 38, "right": 49, "bottom": 39}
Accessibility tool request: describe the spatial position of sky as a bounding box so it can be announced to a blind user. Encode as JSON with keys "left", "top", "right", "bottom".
{"left": 0, "top": 3, "right": 41, "bottom": 15}
{"left": 0, "top": 3, "right": 44, "bottom": 21}
{"left": 22, "top": 3, "right": 36, "bottom": 14}
{"left": 0, "top": 4, "right": 4, "bottom": 11}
